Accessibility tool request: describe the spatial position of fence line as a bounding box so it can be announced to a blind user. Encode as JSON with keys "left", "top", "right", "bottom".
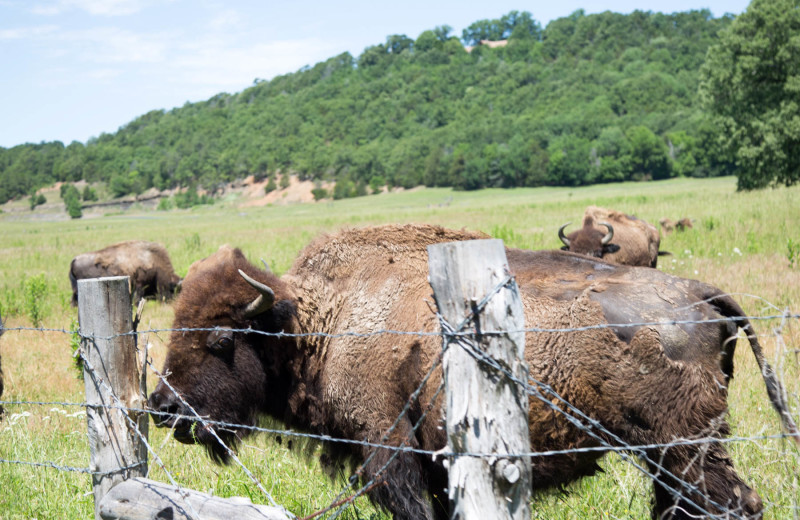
{"left": 1, "top": 305, "right": 798, "bottom": 519}
{"left": 3, "top": 398, "right": 797, "bottom": 458}
{"left": 5, "top": 310, "right": 800, "bottom": 339}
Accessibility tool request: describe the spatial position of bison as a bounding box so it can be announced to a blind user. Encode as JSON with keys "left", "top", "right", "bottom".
{"left": 148, "top": 224, "right": 797, "bottom": 520}
{"left": 559, "top": 205, "right": 664, "bottom": 267}
{"left": 660, "top": 217, "right": 694, "bottom": 235}
{"left": 69, "top": 241, "right": 181, "bottom": 306}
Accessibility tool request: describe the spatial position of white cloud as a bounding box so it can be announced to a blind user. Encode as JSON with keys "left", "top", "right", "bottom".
{"left": 171, "top": 38, "right": 338, "bottom": 92}
{"left": 31, "top": 0, "right": 155, "bottom": 16}
{"left": 56, "top": 26, "right": 170, "bottom": 63}
{"left": 207, "top": 8, "right": 242, "bottom": 31}
{"left": 0, "top": 25, "right": 58, "bottom": 39}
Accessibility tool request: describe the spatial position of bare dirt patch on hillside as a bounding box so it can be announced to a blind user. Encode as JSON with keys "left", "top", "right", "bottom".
{"left": 239, "top": 175, "right": 333, "bottom": 207}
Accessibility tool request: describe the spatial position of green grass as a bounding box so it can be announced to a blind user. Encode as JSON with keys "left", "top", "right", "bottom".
{"left": 1, "top": 176, "right": 798, "bottom": 518}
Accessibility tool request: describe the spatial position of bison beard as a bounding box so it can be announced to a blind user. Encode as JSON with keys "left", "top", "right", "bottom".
{"left": 148, "top": 224, "right": 796, "bottom": 520}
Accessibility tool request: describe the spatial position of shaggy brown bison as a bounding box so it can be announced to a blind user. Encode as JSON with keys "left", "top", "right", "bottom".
{"left": 148, "top": 224, "right": 797, "bottom": 520}
{"left": 559, "top": 205, "right": 664, "bottom": 267}
{"left": 69, "top": 241, "right": 181, "bottom": 305}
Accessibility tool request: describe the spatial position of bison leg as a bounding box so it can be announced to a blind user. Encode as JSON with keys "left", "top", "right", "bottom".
{"left": 360, "top": 448, "right": 441, "bottom": 520}
{"left": 357, "top": 421, "right": 445, "bottom": 520}
{"left": 646, "top": 443, "right": 762, "bottom": 519}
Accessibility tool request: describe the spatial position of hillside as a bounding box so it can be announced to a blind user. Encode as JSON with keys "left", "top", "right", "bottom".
{"left": 0, "top": 9, "right": 735, "bottom": 207}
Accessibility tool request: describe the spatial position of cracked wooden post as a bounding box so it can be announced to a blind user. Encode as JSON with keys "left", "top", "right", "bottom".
{"left": 78, "top": 276, "right": 148, "bottom": 520}
{"left": 428, "top": 239, "right": 531, "bottom": 520}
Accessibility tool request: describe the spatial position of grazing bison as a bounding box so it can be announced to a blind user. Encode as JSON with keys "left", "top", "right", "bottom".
{"left": 559, "top": 205, "right": 664, "bottom": 267}
{"left": 660, "top": 217, "right": 694, "bottom": 235}
{"left": 69, "top": 241, "right": 181, "bottom": 305}
{"left": 660, "top": 217, "right": 675, "bottom": 235}
{"left": 148, "top": 224, "right": 797, "bottom": 520}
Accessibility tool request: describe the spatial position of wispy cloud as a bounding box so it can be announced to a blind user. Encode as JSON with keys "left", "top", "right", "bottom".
{"left": 31, "top": 0, "right": 155, "bottom": 16}
{"left": 0, "top": 25, "right": 58, "bottom": 39}
{"left": 57, "top": 26, "right": 170, "bottom": 63}
{"left": 172, "top": 38, "right": 338, "bottom": 92}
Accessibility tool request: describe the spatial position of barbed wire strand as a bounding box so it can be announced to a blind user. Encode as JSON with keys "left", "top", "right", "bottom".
{"left": 5, "top": 398, "right": 797, "bottom": 459}
{"left": 77, "top": 337, "right": 204, "bottom": 520}
{"left": 144, "top": 359, "right": 284, "bottom": 512}
{"left": 3, "top": 307, "right": 799, "bottom": 341}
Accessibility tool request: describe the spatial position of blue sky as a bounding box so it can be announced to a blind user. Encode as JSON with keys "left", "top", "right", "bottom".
{"left": 1, "top": 0, "right": 750, "bottom": 148}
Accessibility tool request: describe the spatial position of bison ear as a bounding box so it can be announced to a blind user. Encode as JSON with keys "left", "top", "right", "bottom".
{"left": 602, "top": 244, "right": 621, "bottom": 255}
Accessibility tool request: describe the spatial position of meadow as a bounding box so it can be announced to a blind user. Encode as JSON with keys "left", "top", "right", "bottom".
{"left": 0, "top": 176, "right": 798, "bottom": 518}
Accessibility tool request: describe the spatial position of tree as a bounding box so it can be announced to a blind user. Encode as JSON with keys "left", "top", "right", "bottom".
{"left": 627, "top": 126, "right": 671, "bottom": 180}
{"left": 699, "top": 0, "right": 800, "bottom": 189}
{"left": 82, "top": 185, "right": 98, "bottom": 201}
{"left": 66, "top": 196, "right": 83, "bottom": 219}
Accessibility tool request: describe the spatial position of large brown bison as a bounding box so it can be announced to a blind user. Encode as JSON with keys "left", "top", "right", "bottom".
{"left": 69, "top": 241, "right": 181, "bottom": 305}
{"left": 148, "top": 224, "right": 797, "bottom": 520}
{"left": 559, "top": 205, "right": 664, "bottom": 267}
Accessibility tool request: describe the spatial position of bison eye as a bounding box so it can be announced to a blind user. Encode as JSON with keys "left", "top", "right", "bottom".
{"left": 209, "top": 335, "right": 234, "bottom": 354}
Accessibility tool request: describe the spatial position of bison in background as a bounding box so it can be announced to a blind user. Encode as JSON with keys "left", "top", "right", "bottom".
{"left": 661, "top": 217, "right": 694, "bottom": 235}
{"left": 559, "top": 205, "right": 665, "bottom": 267}
{"left": 148, "top": 224, "right": 797, "bottom": 520}
{"left": 69, "top": 241, "right": 181, "bottom": 306}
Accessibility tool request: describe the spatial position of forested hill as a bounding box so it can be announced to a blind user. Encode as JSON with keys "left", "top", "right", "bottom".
{"left": 0, "top": 9, "right": 736, "bottom": 204}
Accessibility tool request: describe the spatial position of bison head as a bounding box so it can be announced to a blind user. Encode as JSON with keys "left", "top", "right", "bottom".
{"left": 147, "top": 246, "right": 296, "bottom": 463}
{"left": 558, "top": 218, "right": 620, "bottom": 259}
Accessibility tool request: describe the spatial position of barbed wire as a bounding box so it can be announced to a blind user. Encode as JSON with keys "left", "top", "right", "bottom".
{"left": 3, "top": 397, "right": 797, "bottom": 459}
{"left": 3, "top": 309, "right": 800, "bottom": 341}
{"left": 1, "top": 300, "right": 797, "bottom": 519}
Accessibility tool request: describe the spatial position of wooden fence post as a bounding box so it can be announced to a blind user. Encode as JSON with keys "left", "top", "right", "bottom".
{"left": 78, "top": 276, "right": 148, "bottom": 520}
{"left": 428, "top": 239, "right": 531, "bottom": 520}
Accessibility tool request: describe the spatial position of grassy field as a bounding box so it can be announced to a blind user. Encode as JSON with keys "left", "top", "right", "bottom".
{"left": 1, "top": 176, "right": 798, "bottom": 518}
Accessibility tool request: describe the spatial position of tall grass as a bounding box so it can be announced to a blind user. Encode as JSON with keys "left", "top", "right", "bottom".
{"left": 1, "top": 176, "right": 798, "bottom": 518}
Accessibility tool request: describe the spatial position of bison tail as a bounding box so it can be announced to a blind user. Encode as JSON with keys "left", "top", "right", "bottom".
{"left": 712, "top": 291, "right": 800, "bottom": 446}
{"left": 69, "top": 259, "right": 79, "bottom": 306}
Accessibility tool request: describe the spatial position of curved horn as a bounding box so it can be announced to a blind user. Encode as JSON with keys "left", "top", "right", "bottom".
{"left": 558, "top": 223, "right": 572, "bottom": 247}
{"left": 238, "top": 269, "right": 275, "bottom": 318}
{"left": 600, "top": 222, "right": 614, "bottom": 245}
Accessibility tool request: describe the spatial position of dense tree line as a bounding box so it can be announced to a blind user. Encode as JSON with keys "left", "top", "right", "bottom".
{"left": 0, "top": 9, "right": 741, "bottom": 204}
{"left": 699, "top": 0, "right": 800, "bottom": 189}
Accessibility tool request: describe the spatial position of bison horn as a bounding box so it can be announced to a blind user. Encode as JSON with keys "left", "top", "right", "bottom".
{"left": 600, "top": 222, "right": 614, "bottom": 245}
{"left": 238, "top": 269, "right": 275, "bottom": 318}
{"left": 558, "top": 223, "right": 571, "bottom": 247}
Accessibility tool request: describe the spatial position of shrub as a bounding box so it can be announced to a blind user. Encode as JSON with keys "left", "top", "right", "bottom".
{"left": 82, "top": 186, "right": 98, "bottom": 201}
{"left": 157, "top": 197, "right": 173, "bottom": 211}
{"left": 788, "top": 238, "right": 799, "bottom": 268}
{"left": 23, "top": 274, "right": 48, "bottom": 327}
{"left": 30, "top": 193, "right": 46, "bottom": 210}
{"left": 311, "top": 188, "right": 328, "bottom": 201}
{"left": 66, "top": 197, "right": 83, "bottom": 219}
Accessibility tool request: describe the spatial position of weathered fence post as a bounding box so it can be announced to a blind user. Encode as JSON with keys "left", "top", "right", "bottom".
{"left": 428, "top": 239, "right": 531, "bottom": 519}
{"left": 78, "top": 276, "right": 148, "bottom": 520}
